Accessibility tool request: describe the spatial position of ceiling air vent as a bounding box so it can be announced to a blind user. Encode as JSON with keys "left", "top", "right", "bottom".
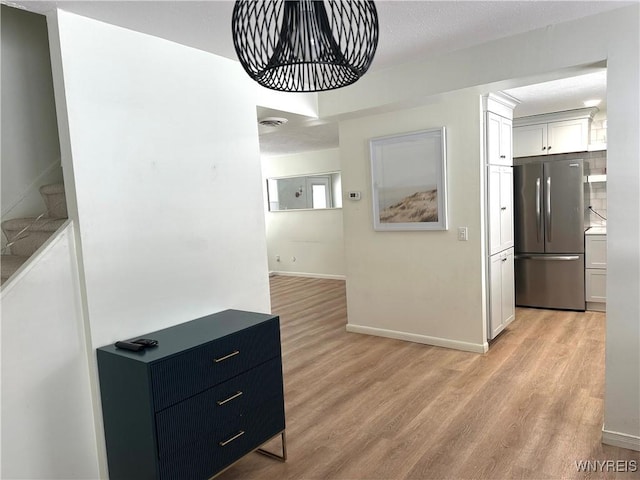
{"left": 259, "top": 117, "right": 288, "bottom": 127}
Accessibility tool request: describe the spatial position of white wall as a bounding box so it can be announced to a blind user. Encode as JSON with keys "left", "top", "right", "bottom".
{"left": 323, "top": 5, "right": 640, "bottom": 448}
{"left": 263, "top": 148, "right": 345, "bottom": 278}
{"left": 600, "top": 9, "right": 640, "bottom": 450}
{"left": 1, "top": 222, "right": 99, "bottom": 479}
{"left": 54, "top": 10, "right": 271, "bottom": 345}
{"left": 49, "top": 10, "right": 272, "bottom": 476}
{"left": 341, "top": 91, "right": 487, "bottom": 353}
{"left": 1, "top": 6, "right": 63, "bottom": 224}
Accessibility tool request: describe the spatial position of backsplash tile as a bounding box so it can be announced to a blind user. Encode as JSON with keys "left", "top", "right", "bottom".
{"left": 585, "top": 151, "right": 607, "bottom": 226}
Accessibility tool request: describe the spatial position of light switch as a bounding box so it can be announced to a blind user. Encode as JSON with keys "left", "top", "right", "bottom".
{"left": 457, "top": 227, "right": 468, "bottom": 241}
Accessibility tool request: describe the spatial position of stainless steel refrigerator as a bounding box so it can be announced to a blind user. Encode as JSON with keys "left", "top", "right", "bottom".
{"left": 514, "top": 158, "right": 585, "bottom": 310}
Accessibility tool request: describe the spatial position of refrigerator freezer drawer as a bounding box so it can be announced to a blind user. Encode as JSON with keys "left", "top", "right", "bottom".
{"left": 515, "top": 254, "right": 585, "bottom": 310}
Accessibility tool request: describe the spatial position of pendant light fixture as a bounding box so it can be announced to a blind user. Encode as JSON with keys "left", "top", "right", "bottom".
{"left": 231, "top": 0, "right": 379, "bottom": 92}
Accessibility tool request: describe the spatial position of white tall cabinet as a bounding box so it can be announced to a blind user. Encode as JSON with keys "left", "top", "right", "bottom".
{"left": 483, "top": 93, "right": 517, "bottom": 340}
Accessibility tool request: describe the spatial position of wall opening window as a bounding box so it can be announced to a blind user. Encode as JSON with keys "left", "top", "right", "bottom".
{"left": 266, "top": 173, "right": 341, "bottom": 211}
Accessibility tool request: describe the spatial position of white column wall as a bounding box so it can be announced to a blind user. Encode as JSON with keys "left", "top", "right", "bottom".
{"left": 601, "top": 12, "right": 640, "bottom": 448}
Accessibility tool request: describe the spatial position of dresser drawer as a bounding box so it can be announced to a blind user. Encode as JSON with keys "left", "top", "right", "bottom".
{"left": 158, "top": 399, "right": 285, "bottom": 480}
{"left": 151, "top": 318, "right": 281, "bottom": 410}
{"left": 155, "top": 357, "right": 284, "bottom": 457}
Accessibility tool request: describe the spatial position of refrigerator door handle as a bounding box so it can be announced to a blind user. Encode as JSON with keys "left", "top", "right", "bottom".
{"left": 536, "top": 177, "right": 541, "bottom": 243}
{"left": 546, "top": 176, "right": 552, "bottom": 242}
{"left": 515, "top": 254, "right": 580, "bottom": 261}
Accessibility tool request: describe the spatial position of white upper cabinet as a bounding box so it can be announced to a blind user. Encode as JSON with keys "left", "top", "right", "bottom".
{"left": 547, "top": 119, "right": 589, "bottom": 154}
{"left": 513, "top": 108, "right": 598, "bottom": 158}
{"left": 487, "top": 111, "right": 513, "bottom": 165}
{"left": 513, "top": 123, "right": 547, "bottom": 157}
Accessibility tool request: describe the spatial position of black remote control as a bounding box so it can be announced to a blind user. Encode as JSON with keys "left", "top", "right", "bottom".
{"left": 132, "top": 338, "right": 158, "bottom": 347}
{"left": 115, "top": 341, "right": 146, "bottom": 352}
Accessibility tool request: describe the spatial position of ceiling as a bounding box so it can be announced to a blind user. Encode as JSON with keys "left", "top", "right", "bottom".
{"left": 11, "top": 0, "right": 631, "bottom": 154}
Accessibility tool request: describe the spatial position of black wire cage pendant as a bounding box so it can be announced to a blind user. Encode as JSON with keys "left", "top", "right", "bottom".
{"left": 231, "top": 0, "right": 379, "bottom": 92}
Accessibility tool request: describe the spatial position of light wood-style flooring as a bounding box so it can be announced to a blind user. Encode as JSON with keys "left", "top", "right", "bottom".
{"left": 218, "top": 276, "right": 640, "bottom": 479}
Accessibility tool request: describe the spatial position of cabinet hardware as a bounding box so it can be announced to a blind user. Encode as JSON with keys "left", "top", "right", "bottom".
{"left": 546, "top": 176, "right": 552, "bottom": 242}
{"left": 548, "top": 146, "right": 552, "bottom": 150}
{"left": 501, "top": 206, "right": 507, "bottom": 210}
{"left": 217, "top": 391, "right": 244, "bottom": 406}
{"left": 535, "top": 178, "right": 541, "bottom": 243}
{"left": 542, "top": 146, "right": 546, "bottom": 150}
{"left": 219, "top": 430, "right": 245, "bottom": 447}
{"left": 500, "top": 155, "right": 506, "bottom": 158}
{"left": 213, "top": 350, "right": 240, "bottom": 363}
{"left": 502, "top": 257, "right": 507, "bottom": 262}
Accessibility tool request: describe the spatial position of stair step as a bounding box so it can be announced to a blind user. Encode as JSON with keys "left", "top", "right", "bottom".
{"left": 39, "top": 183, "right": 65, "bottom": 195}
{"left": 2, "top": 217, "right": 66, "bottom": 233}
{"left": 39, "top": 183, "right": 67, "bottom": 219}
{"left": 1, "top": 217, "right": 66, "bottom": 257}
{"left": 1, "top": 255, "right": 29, "bottom": 285}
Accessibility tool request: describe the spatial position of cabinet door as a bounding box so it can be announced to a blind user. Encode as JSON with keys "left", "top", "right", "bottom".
{"left": 499, "top": 167, "right": 514, "bottom": 251}
{"left": 488, "top": 166, "right": 502, "bottom": 255}
{"left": 501, "top": 249, "right": 515, "bottom": 326}
{"left": 488, "top": 166, "right": 514, "bottom": 255}
{"left": 486, "top": 112, "right": 502, "bottom": 165}
{"left": 500, "top": 116, "right": 513, "bottom": 165}
{"left": 489, "top": 253, "right": 504, "bottom": 339}
{"left": 586, "top": 269, "right": 606, "bottom": 302}
{"left": 585, "top": 235, "right": 607, "bottom": 268}
{"left": 487, "top": 113, "right": 512, "bottom": 165}
{"left": 513, "top": 123, "right": 547, "bottom": 157}
{"left": 547, "top": 119, "right": 588, "bottom": 154}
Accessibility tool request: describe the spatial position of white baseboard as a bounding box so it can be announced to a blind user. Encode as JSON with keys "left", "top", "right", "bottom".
{"left": 586, "top": 302, "right": 606, "bottom": 312}
{"left": 269, "top": 271, "right": 346, "bottom": 281}
{"left": 602, "top": 429, "right": 640, "bottom": 451}
{"left": 345, "top": 323, "right": 489, "bottom": 354}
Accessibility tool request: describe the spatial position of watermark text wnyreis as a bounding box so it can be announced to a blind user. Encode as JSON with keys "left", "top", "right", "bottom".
{"left": 575, "top": 460, "right": 638, "bottom": 473}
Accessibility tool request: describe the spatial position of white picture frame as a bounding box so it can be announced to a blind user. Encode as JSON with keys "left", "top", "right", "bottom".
{"left": 370, "top": 128, "right": 448, "bottom": 231}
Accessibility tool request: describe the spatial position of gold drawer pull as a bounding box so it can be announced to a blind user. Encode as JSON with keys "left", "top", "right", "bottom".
{"left": 217, "top": 391, "right": 243, "bottom": 406}
{"left": 213, "top": 350, "right": 240, "bottom": 363}
{"left": 219, "top": 430, "right": 245, "bottom": 447}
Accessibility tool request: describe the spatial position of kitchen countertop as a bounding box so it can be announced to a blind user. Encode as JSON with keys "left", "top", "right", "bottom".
{"left": 585, "top": 226, "right": 607, "bottom": 235}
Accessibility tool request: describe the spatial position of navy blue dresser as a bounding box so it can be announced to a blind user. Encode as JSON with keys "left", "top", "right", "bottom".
{"left": 97, "top": 309, "right": 286, "bottom": 480}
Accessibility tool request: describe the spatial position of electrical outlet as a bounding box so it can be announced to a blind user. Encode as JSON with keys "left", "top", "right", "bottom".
{"left": 457, "top": 227, "right": 468, "bottom": 241}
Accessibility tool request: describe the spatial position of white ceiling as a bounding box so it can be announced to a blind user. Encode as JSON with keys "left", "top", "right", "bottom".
{"left": 11, "top": 0, "right": 630, "bottom": 154}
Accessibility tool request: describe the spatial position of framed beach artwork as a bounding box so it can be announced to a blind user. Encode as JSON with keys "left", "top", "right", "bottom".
{"left": 370, "top": 128, "right": 448, "bottom": 231}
